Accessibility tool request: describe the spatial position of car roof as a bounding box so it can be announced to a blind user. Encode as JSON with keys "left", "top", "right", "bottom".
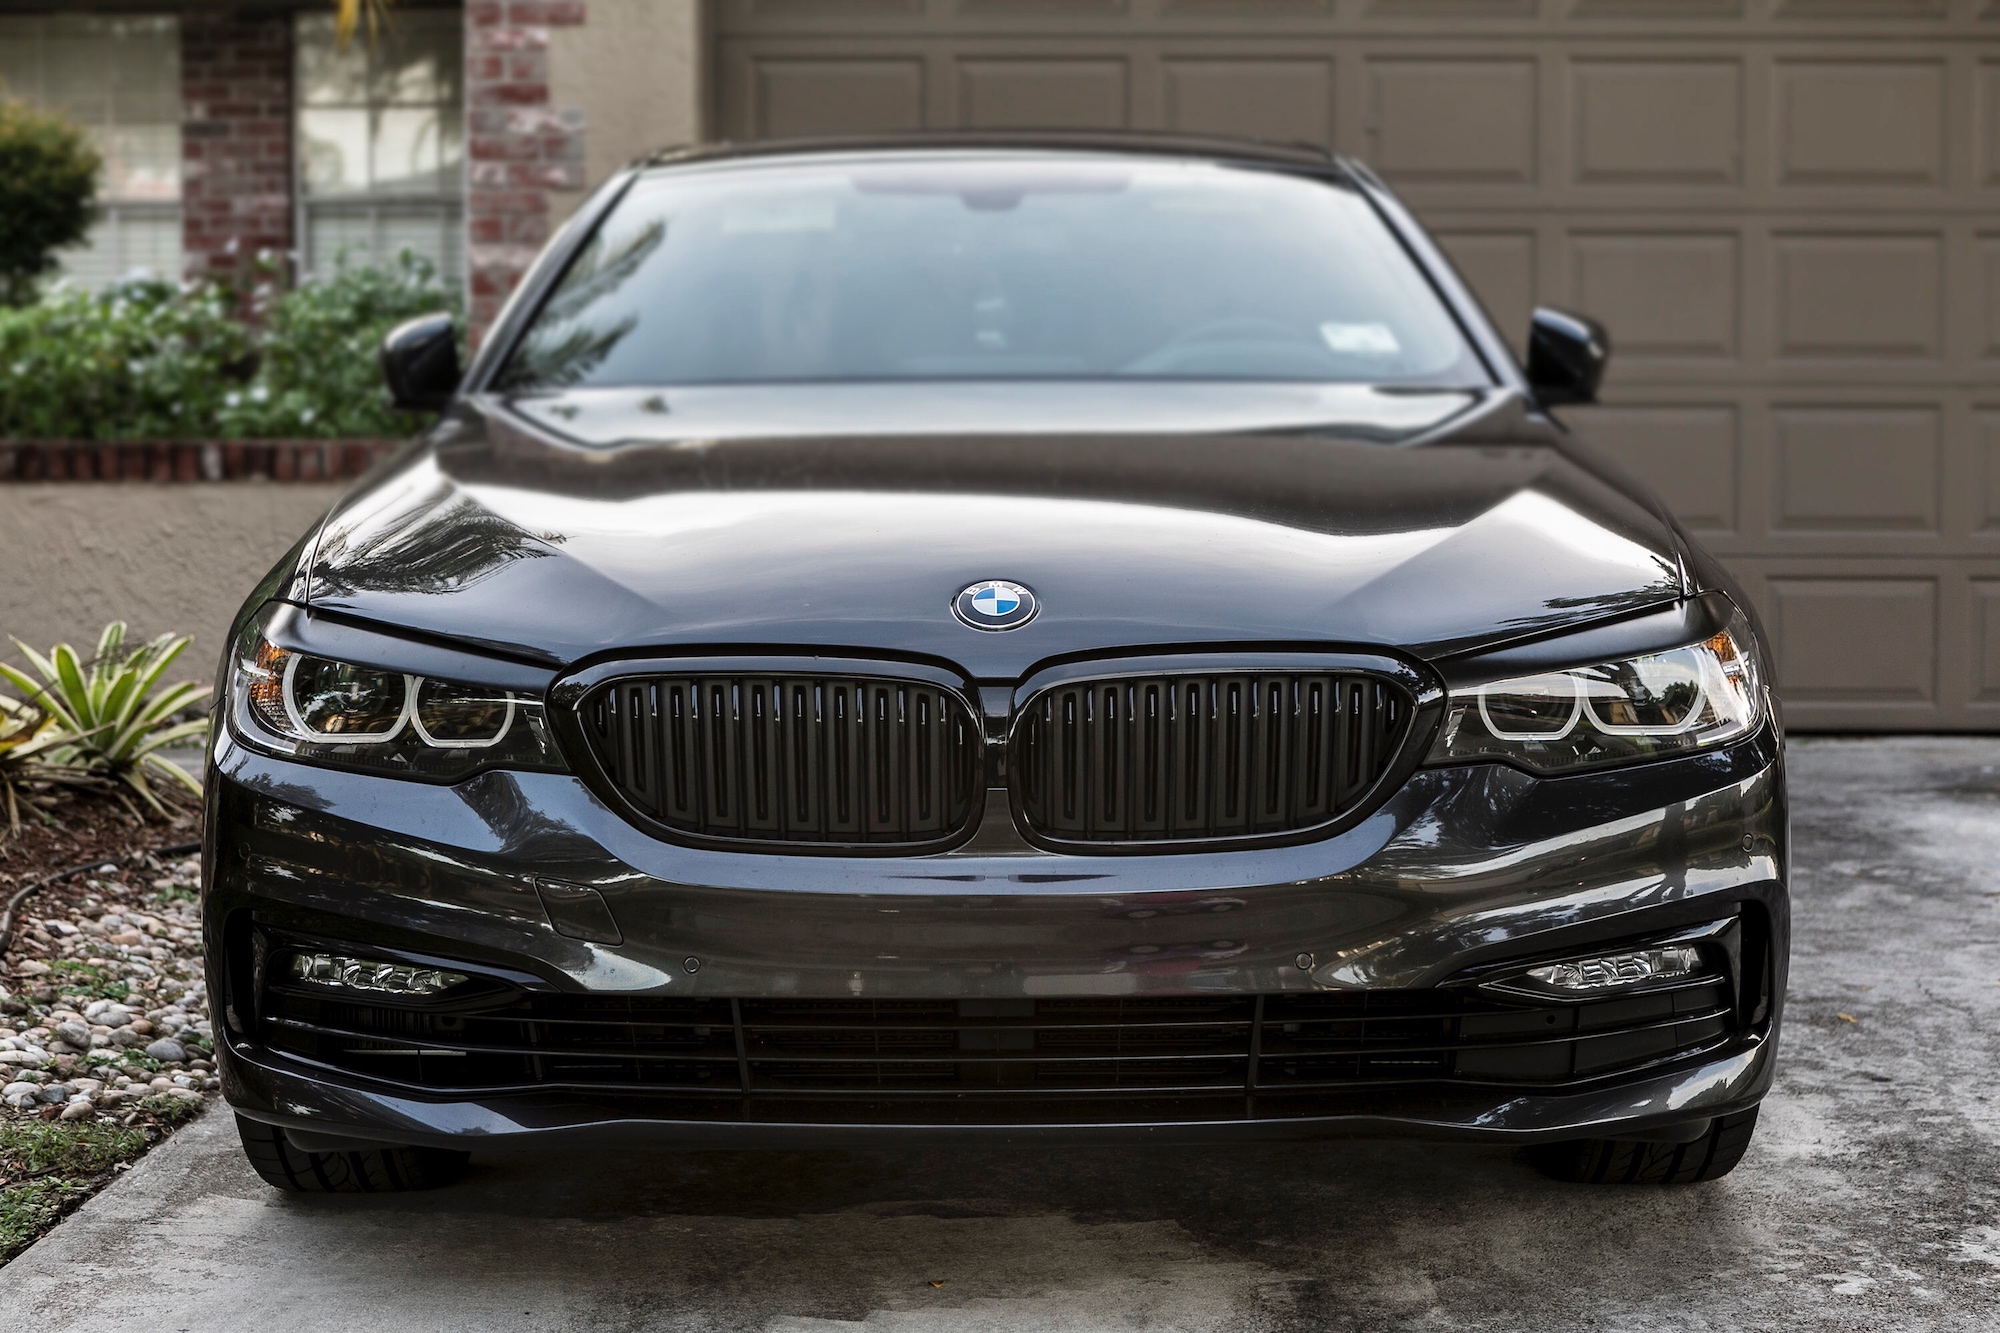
{"left": 635, "top": 130, "right": 1350, "bottom": 176}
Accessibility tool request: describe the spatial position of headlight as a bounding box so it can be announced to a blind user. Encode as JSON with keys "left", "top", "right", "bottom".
{"left": 1429, "top": 608, "right": 1766, "bottom": 774}
{"left": 228, "top": 612, "right": 565, "bottom": 780}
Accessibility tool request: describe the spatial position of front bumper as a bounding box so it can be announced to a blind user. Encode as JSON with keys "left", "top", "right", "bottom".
{"left": 203, "top": 722, "right": 1787, "bottom": 1149}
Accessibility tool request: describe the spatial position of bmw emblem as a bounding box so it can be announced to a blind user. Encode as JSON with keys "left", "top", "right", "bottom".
{"left": 953, "top": 579, "right": 1038, "bottom": 631}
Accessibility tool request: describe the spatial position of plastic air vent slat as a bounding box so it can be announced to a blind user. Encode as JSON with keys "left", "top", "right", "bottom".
{"left": 579, "top": 673, "right": 980, "bottom": 850}
{"left": 1015, "top": 671, "right": 1412, "bottom": 848}
{"left": 258, "top": 984, "right": 1738, "bottom": 1106}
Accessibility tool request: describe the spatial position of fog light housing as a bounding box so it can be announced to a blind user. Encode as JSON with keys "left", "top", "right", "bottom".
{"left": 287, "top": 952, "right": 468, "bottom": 997}
{"left": 1525, "top": 945, "right": 1703, "bottom": 993}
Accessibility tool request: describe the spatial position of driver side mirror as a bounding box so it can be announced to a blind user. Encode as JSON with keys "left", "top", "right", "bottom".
{"left": 1525, "top": 308, "right": 1610, "bottom": 406}
{"left": 380, "top": 312, "right": 461, "bottom": 414}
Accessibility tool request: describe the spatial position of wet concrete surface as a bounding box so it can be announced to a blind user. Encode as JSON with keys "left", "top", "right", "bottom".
{"left": 10, "top": 737, "right": 2000, "bottom": 1331}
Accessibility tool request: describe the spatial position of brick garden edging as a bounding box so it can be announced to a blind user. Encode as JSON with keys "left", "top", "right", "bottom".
{"left": 0, "top": 440, "right": 401, "bottom": 483}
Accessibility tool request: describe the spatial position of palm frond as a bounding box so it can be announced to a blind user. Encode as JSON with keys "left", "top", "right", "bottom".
{"left": 333, "top": 0, "right": 394, "bottom": 52}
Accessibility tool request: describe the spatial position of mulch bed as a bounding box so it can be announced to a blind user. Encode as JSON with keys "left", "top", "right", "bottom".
{"left": 0, "top": 787, "right": 191, "bottom": 892}
{"left": 0, "top": 787, "right": 214, "bottom": 1266}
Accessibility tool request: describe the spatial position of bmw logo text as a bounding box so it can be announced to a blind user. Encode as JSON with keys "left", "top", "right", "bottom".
{"left": 953, "top": 579, "right": 1038, "bottom": 631}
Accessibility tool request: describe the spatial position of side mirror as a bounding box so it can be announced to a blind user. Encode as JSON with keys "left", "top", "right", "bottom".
{"left": 1525, "top": 307, "right": 1610, "bottom": 406}
{"left": 380, "top": 312, "right": 461, "bottom": 414}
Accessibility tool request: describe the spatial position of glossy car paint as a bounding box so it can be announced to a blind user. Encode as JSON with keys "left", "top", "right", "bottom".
{"left": 205, "top": 135, "right": 1786, "bottom": 1150}
{"left": 294, "top": 393, "right": 1687, "bottom": 672}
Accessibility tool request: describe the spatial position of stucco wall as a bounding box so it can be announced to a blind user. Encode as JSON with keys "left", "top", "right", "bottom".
{"left": 0, "top": 483, "right": 344, "bottom": 675}
{"left": 546, "top": 0, "right": 705, "bottom": 223}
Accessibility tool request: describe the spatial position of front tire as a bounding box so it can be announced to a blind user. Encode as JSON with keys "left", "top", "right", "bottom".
{"left": 235, "top": 1115, "right": 469, "bottom": 1192}
{"left": 1527, "top": 1108, "right": 1759, "bottom": 1185}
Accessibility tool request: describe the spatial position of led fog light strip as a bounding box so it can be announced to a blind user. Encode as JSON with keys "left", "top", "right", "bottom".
{"left": 1525, "top": 945, "right": 1704, "bottom": 994}
{"left": 287, "top": 952, "right": 469, "bottom": 997}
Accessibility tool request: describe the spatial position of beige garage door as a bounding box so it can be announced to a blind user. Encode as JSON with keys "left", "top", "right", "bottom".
{"left": 714, "top": 0, "right": 2000, "bottom": 731}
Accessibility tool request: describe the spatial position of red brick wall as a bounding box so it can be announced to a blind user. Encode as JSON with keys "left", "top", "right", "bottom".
{"left": 181, "top": 13, "right": 294, "bottom": 285}
{"left": 0, "top": 441, "right": 400, "bottom": 484}
{"left": 467, "top": 0, "right": 587, "bottom": 335}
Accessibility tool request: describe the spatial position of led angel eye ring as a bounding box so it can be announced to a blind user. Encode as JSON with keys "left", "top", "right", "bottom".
{"left": 408, "top": 676, "right": 517, "bottom": 749}
{"left": 1476, "top": 673, "right": 1583, "bottom": 743}
{"left": 1582, "top": 689, "right": 1710, "bottom": 737}
{"left": 1579, "top": 647, "right": 1720, "bottom": 737}
{"left": 280, "top": 652, "right": 413, "bottom": 745}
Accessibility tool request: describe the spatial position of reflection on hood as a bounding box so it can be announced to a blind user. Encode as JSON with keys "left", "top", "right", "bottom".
{"left": 504, "top": 382, "right": 1485, "bottom": 446}
{"left": 301, "top": 391, "right": 1689, "bottom": 674}
{"left": 308, "top": 465, "right": 564, "bottom": 601}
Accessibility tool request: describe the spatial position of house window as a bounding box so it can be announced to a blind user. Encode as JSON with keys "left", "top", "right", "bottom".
{"left": 295, "top": 10, "right": 463, "bottom": 288}
{"left": 0, "top": 15, "right": 183, "bottom": 290}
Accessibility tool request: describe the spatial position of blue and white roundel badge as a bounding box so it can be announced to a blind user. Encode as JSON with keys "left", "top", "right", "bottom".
{"left": 953, "top": 579, "right": 1038, "bottom": 631}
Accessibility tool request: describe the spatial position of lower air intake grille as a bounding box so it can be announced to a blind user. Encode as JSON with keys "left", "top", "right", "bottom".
{"left": 1015, "top": 671, "right": 1415, "bottom": 848}
{"left": 576, "top": 673, "right": 982, "bottom": 850}
{"left": 257, "top": 981, "right": 1737, "bottom": 1126}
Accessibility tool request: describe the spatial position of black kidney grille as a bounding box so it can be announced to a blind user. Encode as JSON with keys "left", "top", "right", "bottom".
{"left": 578, "top": 675, "right": 982, "bottom": 847}
{"left": 1015, "top": 672, "right": 1413, "bottom": 845}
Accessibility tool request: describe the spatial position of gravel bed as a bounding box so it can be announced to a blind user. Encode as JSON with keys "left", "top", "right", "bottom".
{"left": 0, "top": 816, "right": 216, "bottom": 1265}
{"left": 1, "top": 849, "right": 216, "bottom": 1121}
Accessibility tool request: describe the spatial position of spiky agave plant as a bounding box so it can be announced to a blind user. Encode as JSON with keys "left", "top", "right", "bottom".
{"left": 0, "top": 623, "right": 210, "bottom": 815}
{"left": 0, "top": 694, "right": 74, "bottom": 838}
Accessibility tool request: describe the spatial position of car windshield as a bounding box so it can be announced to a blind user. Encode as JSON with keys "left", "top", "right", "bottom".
{"left": 493, "top": 153, "right": 1487, "bottom": 391}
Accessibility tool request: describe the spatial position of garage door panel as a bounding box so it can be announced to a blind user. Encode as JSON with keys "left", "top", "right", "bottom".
{"left": 719, "top": 1, "right": 1984, "bottom": 32}
{"left": 742, "top": 58, "right": 928, "bottom": 136}
{"left": 1569, "top": 0, "right": 1745, "bottom": 16}
{"left": 1160, "top": 57, "right": 1333, "bottom": 142}
{"left": 1570, "top": 232, "right": 1739, "bottom": 359}
{"left": 1569, "top": 58, "right": 1743, "bottom": 187}
{"left": 1724, "top": 559, "right": 2000, "bottom": 727}
{"left": 956, "top": 0, "right": 1126, "bottom": 13}
{"left": 1366, "top": 58, "right": 1539, "bottom": 184}
{"left": 1973, "top": 409, "right": 2000, "bottom": 534}
{"left": 1975, "top": 235, "right": 2000, "bottom": 356}
{"left": 1764, "top": 576, "right": 1937, "bottom": 704}
{"left": 1434, "top": 229, "right": 1537, "bottom": 354}
{"left": 1773, "top": 0, "right": 1950, "bottom": 18}
{"left": 1366, "top": 0, "right": 1541, "bottom": 16}
{"left": 1774, "top": 59, "right": 1946, "bottom": 187}
{"left": 714, "top": 9, "right": 2000, "bottom": 729}
{"left": 1773, "top": 233, "right": 1943, "bottom": 360}
{"left": 1580, "top": 404, "right": 1741, "bottom": 535}
{"left": 1771, "top": 406, "right": 1942, "bottom": 534}
{"left": 1978, "top": 60, "right": 2000, "bottom": 185}
{"left": 958, "top": 58, "right": 1130, "bottom": 128}
{"left": 738, "top": 0, "right": 921, "bottom": 19}
{"left": 1973, "top": 580, "right": 2000, "bottom": 702}
{"left": 1164, "top": 0, "right": 1336, "bottom": 13}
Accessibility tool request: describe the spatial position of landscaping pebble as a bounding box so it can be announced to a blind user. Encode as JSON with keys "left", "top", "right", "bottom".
{"left": 0, "top": 853, "right": 220, "bottom": 1129}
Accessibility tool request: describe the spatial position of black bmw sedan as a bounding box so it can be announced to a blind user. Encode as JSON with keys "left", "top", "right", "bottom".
{"left": 205, "top": 134, "right": 1785, "bottom": 1192}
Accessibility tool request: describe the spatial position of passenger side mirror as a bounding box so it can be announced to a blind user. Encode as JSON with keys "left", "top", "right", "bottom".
{"left": 380, "top": 312, "right": 461, "bottom": 414}
{"left": 1525, "top": 308, "right": 1610, "bottom": 407}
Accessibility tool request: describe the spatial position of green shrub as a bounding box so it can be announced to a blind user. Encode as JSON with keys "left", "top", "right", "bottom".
{"left": 0, "top": 98, "right": 100, "bottom": 307}
{"left": 0, "top": 250, "right": 457, "bottom": 440}
{"left": 0, "top": 278, "right": 252, "bottom": 438}
{"left": 220, "top": 250, "right": 458, "bottom": 438}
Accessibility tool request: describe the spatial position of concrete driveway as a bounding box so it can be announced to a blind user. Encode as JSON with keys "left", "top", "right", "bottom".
{"left": 9, "top": 737, "right": 2000, "bottom": 1331}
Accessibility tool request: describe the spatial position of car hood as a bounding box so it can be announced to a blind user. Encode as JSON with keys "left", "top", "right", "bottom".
{"left": 299, "top": 387, "right": 1690, "bottom": 676}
